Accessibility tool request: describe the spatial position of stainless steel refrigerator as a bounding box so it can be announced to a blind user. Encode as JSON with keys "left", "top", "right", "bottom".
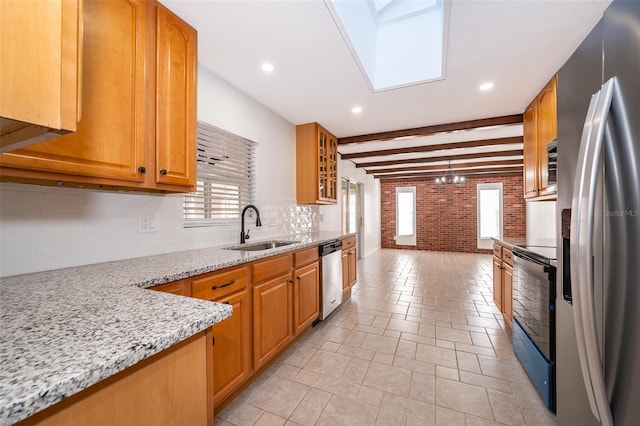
{"left": 556, "top": 0, "right": 640, "bottom": 425}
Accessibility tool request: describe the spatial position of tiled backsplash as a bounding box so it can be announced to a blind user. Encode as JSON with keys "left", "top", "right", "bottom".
{"left": 251, "top": 198, "right": 319, "bottom": 239}
{"left": 0, "top": 183, "right": 320, "bottom": 277}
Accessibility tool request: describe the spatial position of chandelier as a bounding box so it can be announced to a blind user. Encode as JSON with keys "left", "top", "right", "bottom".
{"left": 435, "top": 162, "right": 465, "bottom": 185}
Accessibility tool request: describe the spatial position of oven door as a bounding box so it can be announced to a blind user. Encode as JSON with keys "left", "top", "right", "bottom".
{"left": 512, "top": 250, "right": 556, "bottom": 361}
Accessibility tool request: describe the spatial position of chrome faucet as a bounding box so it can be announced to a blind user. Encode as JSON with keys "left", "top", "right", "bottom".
{"left": 240, "top": 205, "right": 262, "bottom": 244}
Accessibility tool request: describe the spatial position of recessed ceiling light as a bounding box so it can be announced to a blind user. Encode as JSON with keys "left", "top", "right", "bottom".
{"left": 261, "top": 62, "right": 274, "bottom": 73}
{"left": 352, "top": 106, "right": 362, "bottom": 114}
{"left": 479, "top": 82, "right": 494, "bottom": 92}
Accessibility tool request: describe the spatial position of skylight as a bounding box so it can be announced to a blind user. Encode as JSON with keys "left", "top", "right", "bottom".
{"left": 326, "top": 0, "right": 448, "bottom": 92}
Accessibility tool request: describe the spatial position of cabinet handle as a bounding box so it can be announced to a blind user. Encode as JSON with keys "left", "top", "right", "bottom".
{"left": 137, "top": 166, "right": 146, "bottom": 173}
{"left": 160, "top": 169, "right": 168, "bottom": 175}
{"left": 211, "top": 336, "right": 215, "bottom": 346}
{"left": 296, "top": 276, "right": 301, "bottom": 281}
{"left": 289, "top": 279, "right": 294, "bottom": 284}
{"left": 212, "top": 279, "right": 235, "bottom": 290}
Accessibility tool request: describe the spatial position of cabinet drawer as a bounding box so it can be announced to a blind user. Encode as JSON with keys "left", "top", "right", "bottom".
{"left": 150, "top": 279, "right": 191, "bottom": 296}
{"left": 492, "top": 243, "right": 503, "bottom": 258}
{"left": 191, "top": 266, "right": 247, "bottom": 301}
{"left": 294, "top": 246, "right": 319, "bottom": 268}
{"left": 503, "top": 248, "right": 514, "bottom": 266}
{"left": 252, "top": 254, "right": 292, "bottom": 283}
{"left": 342, "top": 236, "right": 356, "bottom": 250}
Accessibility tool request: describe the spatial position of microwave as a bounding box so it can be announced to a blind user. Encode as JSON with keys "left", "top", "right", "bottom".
{"left": 546, "top": 140, "right": 557, "bottom": 193}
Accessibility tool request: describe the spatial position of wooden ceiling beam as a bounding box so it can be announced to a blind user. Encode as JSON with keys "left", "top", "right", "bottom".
{"left": 365, "top": 158, "right": 523, "bottom": 174}
{"left": 377, "top": 171, "right": 523, "bottom": 181}
{"left": 340, "top": 136, "right": 522, "bottom": 160}
{"left": 337, "top": 114, "right": 523, "bottom": 145}
{"left": 373, "top": 166, "right": 523, "bottom": 179}
{"left": 354, "top": 149, "right": 523, "bottom": 168}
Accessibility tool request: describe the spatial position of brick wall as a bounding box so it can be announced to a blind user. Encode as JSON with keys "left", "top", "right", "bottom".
{"left": 381, "top": 175, "right": 526, "bottom": 253}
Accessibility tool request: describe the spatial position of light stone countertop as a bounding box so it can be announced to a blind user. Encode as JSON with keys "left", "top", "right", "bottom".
{"left": 0, "top": 231, "right": 349, "bottom": 425}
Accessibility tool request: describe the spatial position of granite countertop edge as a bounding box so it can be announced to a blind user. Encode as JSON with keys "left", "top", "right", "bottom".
{"left": 0, "top": 231, "right": 350, "bottom": 425}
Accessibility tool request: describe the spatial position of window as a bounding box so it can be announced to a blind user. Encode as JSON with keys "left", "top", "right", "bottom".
{"left": 184, "top": 122, "right": 256, "bottom": 227}
{"left": 395, "top": 186, "right": 416, "bottom": 246}
{"left": 477, "top": 183, "right": 503, "bottom": 249}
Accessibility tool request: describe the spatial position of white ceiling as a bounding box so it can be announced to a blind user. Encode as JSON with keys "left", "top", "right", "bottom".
{"left": 163, "top": 0, "right": 609, "bottom": 139}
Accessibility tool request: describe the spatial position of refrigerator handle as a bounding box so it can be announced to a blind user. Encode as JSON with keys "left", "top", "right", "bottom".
{"left": 570, "top": 77, "right": 616, "bottom": 426}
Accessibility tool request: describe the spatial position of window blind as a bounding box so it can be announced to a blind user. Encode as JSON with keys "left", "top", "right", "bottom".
{"left": 184, "top": 121, "right": 256, "bottom": 227}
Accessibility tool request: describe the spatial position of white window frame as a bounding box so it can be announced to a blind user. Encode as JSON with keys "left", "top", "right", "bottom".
{"left": 395, "top": 186, "right": 417, "bottom": 246}
{"left": 477, "top": 183, "right": 503, "bottom": 249}
{"left": 183, "top": 122, "right": 256, "bottom": 228}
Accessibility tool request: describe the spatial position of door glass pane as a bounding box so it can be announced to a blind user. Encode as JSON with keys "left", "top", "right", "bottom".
{"left": 397, "top": 191, "right": 415, "bottom": 236}
{"left": 341, "top": 179, "right": 348, "bottom": 234}
{"left": 349, "top": 181, "right": 357, "bottom": 233}
{"left": 479, "top": 189, "right": 500, "bottom": 238}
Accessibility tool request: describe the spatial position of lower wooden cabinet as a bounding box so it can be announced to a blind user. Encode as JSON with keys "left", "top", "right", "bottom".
{"left": 208, "top": 290, "right": 251, "bottom": 407}
{"left": 502, "top": 263, "right": 513, "bottom": 325}
{"left": 492, "top": 243, "right": 513, "bottom": 326}
{"left": 492, "top": 256, "right": 503, "bottom": 309}
{"left": 150, "top": 245, "right": 323, "bottom": 414}
{"left": 17, "top": 332, "right": 208, "bottom": 426}
{"left": 293, "top": 261, "right": 319, "bottom": 335}
{"left": 253, "top": 273, "right": 293, "bottom": 370}
{"left": 172, "top": 264, "right": 249, "bottom": 422}
{"left": 341, "top": 236, "right": 357, "bottom": 298}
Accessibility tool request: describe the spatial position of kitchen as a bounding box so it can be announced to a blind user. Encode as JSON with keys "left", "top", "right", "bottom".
{"left": 1, "top": 0, "right": 638, "bottom": 425}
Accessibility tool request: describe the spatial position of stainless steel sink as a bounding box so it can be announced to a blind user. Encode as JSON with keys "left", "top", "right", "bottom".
{"left": 224, "top": 240, "right": 298, "bottom": 251}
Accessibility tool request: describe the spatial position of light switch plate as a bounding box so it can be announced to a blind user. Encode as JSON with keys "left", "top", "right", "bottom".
{"left": 138, "top": 214, "right": 158, "bottom": 233}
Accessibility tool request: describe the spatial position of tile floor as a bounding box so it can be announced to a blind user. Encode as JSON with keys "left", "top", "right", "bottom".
{"left": 215, "top": 249, "right": 557, "bottom": 426}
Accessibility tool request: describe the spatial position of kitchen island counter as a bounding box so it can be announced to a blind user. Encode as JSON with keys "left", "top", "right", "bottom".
{"left": 0, "top": 231, "right": 348, "bottom": 425}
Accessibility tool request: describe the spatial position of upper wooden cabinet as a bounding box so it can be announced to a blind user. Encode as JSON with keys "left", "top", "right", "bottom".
{"left": 0, "top": 0, "right": 82, "bottom": 152}
{"left": 155, "top": 3, "right": 197, "bottom": 188}
{"left": 0, "top": 0, "right": 197, "bottom": 193}
{"left": 296, "top": 122, "right": 338, "bottom": 204}
{"left": 523, "top": 76, "right": 557, "bottom": 200}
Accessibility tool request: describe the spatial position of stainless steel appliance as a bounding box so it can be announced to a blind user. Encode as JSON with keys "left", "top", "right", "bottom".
{"left": 511, "top": 247, "right": 556, "bottom": 411}
{"left": 556, "top": 1, "right": 640, "bottom": 424}
{"left": 318, "top": 239, "right": 343, "bottom": 320}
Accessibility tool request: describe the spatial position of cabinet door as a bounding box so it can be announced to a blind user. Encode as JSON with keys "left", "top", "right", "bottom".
{"left": 253, "top": 274, "right": 292, "bottom": 369}
{"left": 0, "top": 0, "right": 80, "bottom": 132}
{"left": 327, "top": 133, "right": 338, "bottom": 202}
{"left": 492, "top": 256, "right": 503, "bottom": 310}
{"left": 209, "top": 290, "right": 251, "bottom": 407}
{"left": 155, "top": 4, "right": 196, "bottom": 188}
{"left": 318, "top": 128, "right": 329, "bottom": 200}
{"left": 536, "top": 77, "right": 557, "bottom": 193}
{"left": 1, "top": 0, "right": 148, "bottom": 182}
{"left": 502, "top": 263, "right": 513, "bottom": 326}
{"left": 293, "top": 262, "right": 319, "bottom": 335}
{"left": 342, "top": 250, "right": 350, "bottom": 291}
{"left": 150, "top": 279, "right": 190, "bottom": 296}
{"left": 348, "top": 248, "right": 357, "bottom": 287}
{"left": 523, "top": 101, "right": 538, "bottom": 198}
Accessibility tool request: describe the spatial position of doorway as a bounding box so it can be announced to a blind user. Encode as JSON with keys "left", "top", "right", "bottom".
{"left": 342, "top": 178, "right": 364, "bottom": 258}
{"left": 477, "top": 183, "right": 503, "bottom": 249}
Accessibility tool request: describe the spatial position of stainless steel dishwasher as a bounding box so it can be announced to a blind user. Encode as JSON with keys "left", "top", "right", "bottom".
{"left": 318, "top": 239, "right": 343, "bottom": 320}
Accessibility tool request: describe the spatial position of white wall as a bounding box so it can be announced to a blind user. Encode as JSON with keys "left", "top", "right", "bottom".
{"left": 0, "top": 67, "right": 314, "bottom": 277}
{"left": 0, "top": 66, "right": 383, "bottom": 277}
{"left": 320, "top": 159, "right": 381, "bottom": 258}
{"left": 526, "top": 200, "right": 558, "bottom": 245}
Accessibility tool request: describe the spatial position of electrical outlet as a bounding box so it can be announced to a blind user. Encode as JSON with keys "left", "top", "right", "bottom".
{"left": 138, "top": 214, "right": 158, "bottom": 233}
